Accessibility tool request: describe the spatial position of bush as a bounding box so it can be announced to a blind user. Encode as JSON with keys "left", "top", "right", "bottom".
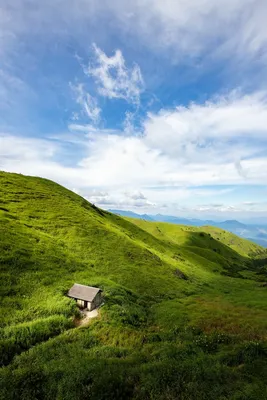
{"left": 193, "top": 332, "right": 232, "bottom": 353}
{"left": 225, "top": 341, "right": 267, "bottom": 366}
{"left": 102, "top": 286, "right": 148, "bottom": 327}
{"left": 1, "top": 367, "right": 47, "bottom": 400}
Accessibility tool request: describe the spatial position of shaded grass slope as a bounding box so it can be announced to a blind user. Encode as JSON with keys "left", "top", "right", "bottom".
{"left": 1, "top": 171, "right": 267, "bottom": 400}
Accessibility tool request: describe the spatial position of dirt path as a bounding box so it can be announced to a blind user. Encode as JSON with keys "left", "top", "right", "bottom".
{"left": 75, "top": 309, "right": 99, "bottom": 327}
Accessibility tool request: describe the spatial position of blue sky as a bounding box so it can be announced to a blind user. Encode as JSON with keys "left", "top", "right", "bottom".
{"left": 1, "top": 0, "right": 267, "bottom": 221}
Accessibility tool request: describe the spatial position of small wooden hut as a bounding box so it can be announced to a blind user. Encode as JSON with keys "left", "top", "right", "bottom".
{"left": 68, "top": 284, "right": 102, "bottom": 311}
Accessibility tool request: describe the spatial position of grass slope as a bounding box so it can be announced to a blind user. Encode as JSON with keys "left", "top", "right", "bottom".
{"left": 1, "top": 171, "right": 267, "bottom": 400}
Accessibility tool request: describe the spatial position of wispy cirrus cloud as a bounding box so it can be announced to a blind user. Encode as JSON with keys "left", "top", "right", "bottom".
{"left": 85, "top": 44, "right": 144, "bottom": 105}
{"left": 70, "top": 83, "right": 101, "bottom": 125}
{"left": 1, "top": 1, "right": 266, "bottom": 63}
{"left": 1, "top": 0, "right": 266, "bottom": 134}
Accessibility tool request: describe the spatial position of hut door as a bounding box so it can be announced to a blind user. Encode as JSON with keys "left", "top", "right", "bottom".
{"left": 84, "top": 301, "right": 88, "bottom": 309}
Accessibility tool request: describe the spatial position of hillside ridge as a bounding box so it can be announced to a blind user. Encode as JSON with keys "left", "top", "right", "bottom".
{"left": 1, "top": 171, "right": 267, "bottom": 400}
{"left": 109, "top": 208, "right": 267, "bottom": 247}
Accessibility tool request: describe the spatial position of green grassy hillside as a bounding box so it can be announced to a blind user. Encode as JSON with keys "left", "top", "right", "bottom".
{"left": 1, "top": 171, "right": 267, "bottom": 400}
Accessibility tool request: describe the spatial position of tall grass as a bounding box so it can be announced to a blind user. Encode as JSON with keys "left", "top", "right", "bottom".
{"left": 0, "top": 315, "right": 73, "bottom": 366}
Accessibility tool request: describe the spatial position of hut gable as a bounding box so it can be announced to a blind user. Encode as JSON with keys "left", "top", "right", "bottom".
{"left": 68, "top": 284, "right": 101, "bottom": 302}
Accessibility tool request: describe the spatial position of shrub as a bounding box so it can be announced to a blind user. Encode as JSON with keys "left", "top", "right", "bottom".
{"left": 1, "top": 367, "right": 47, "bottom": 400}
{"left": 193, "top": 332, "right": 232, "bottom": 353}
{"left": 225, "top": 341, "right": 267, "bottom": 366}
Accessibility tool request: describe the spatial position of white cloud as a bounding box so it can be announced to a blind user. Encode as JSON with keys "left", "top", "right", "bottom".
{"left": 68, "top": 124, "right": 120, "bottom": 136}
{"left": 125, "top": 191, "right": 147, "bottom": 201}
{"left": 123, "top": 111, "right": 136, "bottom": 136}
{"left": 84, "top": 189, "right": 155, "bottom": 209}
{"left": 71, "top": 83, "right": 101, "bottom": 124}
{"left": 1, "top": 1, "right": 267, "bottom": 220}
{"left": 110, "top": 0, "right": 267, "bottom": 68}
{"left": 0, "top": 134, "right": 56, "bottom": 161}
{"left": 1, "top": 0, "right": 267, "bottom": 135}
{"left": 85, "top": 44, "right": 144, "bottom": 105}
{"left": 143, "top": 90, "right": 267, "bottom": 163}
{"left": 1, "top": 90, "right": 267, "bottom": 215}
{"left": 1, "top": 1, "right": 266, "bottom": 69}
{"left": 191, "top": 201, "right": 267, "bottom": 214}
{"left": 234, "top": 160, "right": 247, "bottom": 179}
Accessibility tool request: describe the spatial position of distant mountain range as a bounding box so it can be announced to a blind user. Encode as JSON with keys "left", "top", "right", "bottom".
{"left": 109, "top": 209, "right": 267, "bottom": 248}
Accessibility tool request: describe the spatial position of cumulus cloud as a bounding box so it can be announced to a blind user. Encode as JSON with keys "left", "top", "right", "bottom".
{"left": 124, "top": 191, "right": 147, "bottom": 201}
{"left": 85, "top": 189, "right": 155, "bottom": 209}
{"left": 143, "top": 90, "right": 267, "bottom": 161}
{"left": 85, "top": 44, "right": 144, "bottom": 105}
{"left": 1, "top": 88, "right": 267, "bottom": 217}
{"left": 1, "top": 90, "right": 267, "bottom": 190}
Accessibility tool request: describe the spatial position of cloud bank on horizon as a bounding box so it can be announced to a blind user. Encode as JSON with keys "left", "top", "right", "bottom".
{"left": 0, "top": 0, "right": 267, "bottom": 220}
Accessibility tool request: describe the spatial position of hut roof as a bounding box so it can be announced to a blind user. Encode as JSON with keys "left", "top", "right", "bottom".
{"left": 68, "top": 284, "right": 101, "bottom": 302}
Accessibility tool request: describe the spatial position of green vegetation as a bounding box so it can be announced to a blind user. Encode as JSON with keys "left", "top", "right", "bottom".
{"left": 1, "top": 171, "right": 267, "bottom": 399}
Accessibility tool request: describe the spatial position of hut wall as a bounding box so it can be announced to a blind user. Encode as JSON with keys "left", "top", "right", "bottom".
{"left": 95, "top": 292, "right": 102, "bottom": 307}
{"left": 77, "top": 299, "right": 85, "bottom": 308}
{"left": 75, "top": 291, "right": 101, "bottom": 311}
{"left": 90, "top": 292, "right": 102, "bottom": 310}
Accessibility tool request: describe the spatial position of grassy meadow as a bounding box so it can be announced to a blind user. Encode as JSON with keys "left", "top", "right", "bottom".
{"left": 1, "top": 171, "right": 267, "bottom": 399}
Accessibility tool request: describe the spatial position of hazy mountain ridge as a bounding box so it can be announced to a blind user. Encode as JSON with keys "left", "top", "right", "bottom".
{"left": 109, "top": 210, "right": 267, "bottom": 247}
